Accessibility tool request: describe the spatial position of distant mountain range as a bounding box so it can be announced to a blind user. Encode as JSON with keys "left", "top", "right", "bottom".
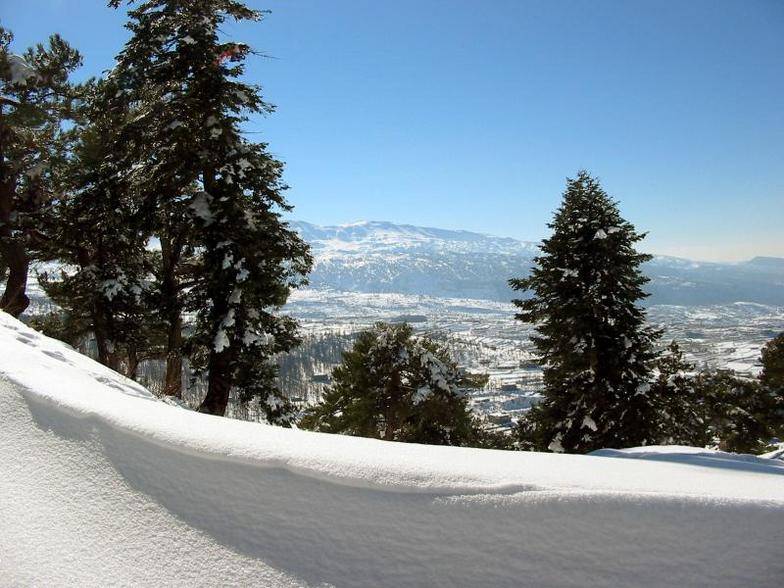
{"left": 291, "top": 220, "right": 784, "bottom": 306}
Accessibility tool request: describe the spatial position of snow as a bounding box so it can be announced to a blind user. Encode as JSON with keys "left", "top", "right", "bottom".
{"left": 582, "top": 415, "right": 598, "bottom": 431}
{"left": 214, "top": 309, "right": 235, "bottom": 352}
{"left": 560, "top": 267, "right": 579, "bottom": 279}
{"left": 189, "top": 190, "right": 215, "bottom": 225}
{"left": 1, "top": 311, "right": 783, "bottom": 587}
{"left": 6, "top": 54, "right": 37, "bottom": 85}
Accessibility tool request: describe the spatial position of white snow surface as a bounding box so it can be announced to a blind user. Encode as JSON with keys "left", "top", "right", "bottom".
{"left": 1, "top": 311, "right": 783, "bottom": 587}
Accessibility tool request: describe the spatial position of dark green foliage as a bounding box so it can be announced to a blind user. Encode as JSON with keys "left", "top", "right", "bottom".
{"left": 37, "top": 80, "right": 157, "bottom": 377}
{"left": 690, "top": 370, "right": 779, "bottom": 453}
{"left": 0, "top": 27, "right": 81, "bottom": 316}
{"left": 26, "top": 310, "right": 87, "bottom": 348}
{"left": 301, "top": 323, "right": 479, "bottom": 446}
{"left": 759, "top": 333, "right": 784, "bottom": 444}
{"left": 106, "top": 0, "right": 312, "bottom": 418}
{"left": 649, "top": 341, "right": 705, "bottom": 445}
{"left": 511, "top": 171, "right": 661, "bottom": 453}
{"left": 650, "top": 340, "right": 783, "bottom": 453}
{"left": 760, "top": 333, "right": 784, "bottom": 391}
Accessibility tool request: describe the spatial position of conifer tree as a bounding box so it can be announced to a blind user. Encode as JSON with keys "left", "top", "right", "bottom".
{"left": 511, "top": 171, "right": 661, "bottom": 453}
{"left": 759, "top": 332, "right": 784, "bottom": 441}
{"left": 0, "top": 28, "right": 81, "bottom": 317}
{"left": 302, "top": 323, "right": 478, "bottom": 446}
{"left": 39, "top": 80, "right": 155, "bottom": 375}
{"left": 645, "top": 338, "right": 783, "bottom": 452}
{"left": 149, "top": 198, "right": 199, "bottom": 398}
{"left": 649, "top": 341, "right": 706, "bottom": 445}
{"left": 108, "top": 0, "right": 311, "bottom": 419}
{"left": 689, "top": 370, "right": 779, "bottom": 453}
{"left": 760, "top": 333, "right": 784, "bottom": 391}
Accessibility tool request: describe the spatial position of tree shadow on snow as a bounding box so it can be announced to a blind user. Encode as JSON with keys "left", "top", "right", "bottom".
{"left": 591, "top": 449, "right": 784, "bottom": 476}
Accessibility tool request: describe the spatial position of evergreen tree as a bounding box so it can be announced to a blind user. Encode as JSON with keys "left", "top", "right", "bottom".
{"left": 108, "top": 0, "right": 311, "bottom": 419}
{"left": 649, "top": 341, "right": 707, "bottom": 446}
{"left": 759, "top": 332, "right": 784, "bottom": 441}
{"left": 38, "top": 80, "right": 156, "bottom": 376}
{"left": 760, "top": 333, "right": 784, "bottom": 391}
{"left": 301, "top": 323, "right": 478, "bottom": 446}
{"left": 148, "top": 197, "right": 199, "bottom": 398}
{"left": 511, "top": 171, "right": 661, "bottom": 453}
{"left": 645, "top": 338, "right": 782, "bottom": 452}
{"left": 689, "top": 370, "right": 778, "bottom": 453}
{"left": 0, "top": 27, "right": 81, "bottom": 317}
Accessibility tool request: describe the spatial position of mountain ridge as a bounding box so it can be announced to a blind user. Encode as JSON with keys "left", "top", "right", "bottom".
{"left": 290, "top": 220, "right": 784, "bottom": 305}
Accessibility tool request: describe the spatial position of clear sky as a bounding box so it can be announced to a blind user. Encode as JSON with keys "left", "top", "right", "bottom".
{"left": 3, "top": 0, "right": 783, "bottom": 261}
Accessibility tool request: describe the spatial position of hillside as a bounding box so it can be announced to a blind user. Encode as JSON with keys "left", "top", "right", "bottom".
{"left": 292, "top": 220, "right": 784, "bottom": 305}
{"left": 1, "top": 311, "right": 783, "bottom": 587}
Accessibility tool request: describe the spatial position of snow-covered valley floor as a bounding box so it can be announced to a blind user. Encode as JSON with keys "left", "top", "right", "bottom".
{"left": 1, "top": 312, "right": 783, "bottom": 587}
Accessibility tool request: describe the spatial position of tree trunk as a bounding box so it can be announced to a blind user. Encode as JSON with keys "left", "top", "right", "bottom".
{"left": 159, "top": 233, "right": 184, "bottom": 397}
{"left": 0, "top": 168, "right": 30, "bottom": 317}
{"left": 0, "top": 239, "right": 29, "bottom": 318}
{"left": 126, "top": 345, "right": 139, "bottom": 380}
{"left": 196, "top": 164, "right": 234, "bottom": 416}
{"left": 163, "top": 330, "right": 183, "bottom": 397}
{"left": 92, "top": 297, "right": 121, "bottom": 372}
{"left": 383, "top": 371, "right": 402, "bottom": 441}
{"left": 199, "top": 348, "right": 232, "bottom": 415}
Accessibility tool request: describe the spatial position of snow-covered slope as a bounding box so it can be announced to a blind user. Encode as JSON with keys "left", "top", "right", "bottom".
{"left": 291, "top": 220, "right": 784, "bottom": 305}
{"left": 292, "top": 220, "right": 540, "bottom": 301}
{"left": 1, "top": 311, "right": 783, "bottom": 587}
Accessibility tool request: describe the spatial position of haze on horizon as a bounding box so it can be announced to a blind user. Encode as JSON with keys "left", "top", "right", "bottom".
{"left": 4, "top": 0, "right": 783, "bottom": 262}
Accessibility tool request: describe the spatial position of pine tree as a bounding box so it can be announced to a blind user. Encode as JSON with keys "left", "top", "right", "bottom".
{"left": 301, "top": 323, "right": 478, "bottom": 446}
{"left": 690, "top": 370, "right": 779, "bottom": 453}
{"left": 760, "top": 333, "right": 784, "bottom": 391}
{"left": 511, "top": 171, "right": 661, "bottom": 453}
{"left": 647, "top": 338, "right": 783, "bottom": 452}
{"left": 649, "top": 341, "right": 707, "bottom": 445}
{"left": 759, "top": 332, "right": 784, "bottom": 442}
{"left": 38, "top": 79, "right": 156, "bottom": 376}
{"left": 108, "top": 0, "right": 311, "bottom": 419}
{"left": 0, "top": 27, "right": 81, "bottom": 317}
{"left": 149, "top": 197, "right": 199, "bottom": 398}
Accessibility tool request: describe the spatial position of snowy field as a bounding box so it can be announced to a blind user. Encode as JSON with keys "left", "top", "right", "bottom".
{"left": 1, "top": 311, "right": 783, "bottom": 587}
{"left": 282, "top": 289, "right": 784, "bottom": 376}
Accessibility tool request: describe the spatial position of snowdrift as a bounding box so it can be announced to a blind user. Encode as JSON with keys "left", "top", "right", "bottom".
{"left": 1, "top": 312, "right": 782, "bottom": 587}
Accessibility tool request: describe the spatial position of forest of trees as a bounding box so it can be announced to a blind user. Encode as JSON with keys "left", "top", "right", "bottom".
{"left": 1, "top": 1, "right": 311, "bottom": 424}
{"left": 1, "top": 3, "right": 782, "bottom": 453}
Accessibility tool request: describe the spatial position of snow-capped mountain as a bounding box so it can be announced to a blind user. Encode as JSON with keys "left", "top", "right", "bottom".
{"left": 291, "top": 220, "right": 784, "bottom": 305}
{"left": 292, "top": 220, "right": 539, "bottom": 301}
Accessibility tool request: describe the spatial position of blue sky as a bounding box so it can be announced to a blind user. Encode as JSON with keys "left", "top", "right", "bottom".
{"left": 4, "top": 0, "right": 783, "bottom": 261}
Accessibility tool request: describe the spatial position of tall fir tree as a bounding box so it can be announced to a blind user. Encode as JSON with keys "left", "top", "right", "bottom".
{"left": 0, "top": 28, "right": 81, "bottom": 317}
{"left": 511, "top": 171, "right": 661, "bottom": 453}
{"left": 39, "top": 79, "right": 156, "bottom": 376}
{"left": 108, "top": 0, "right": 312, "bottom": 419}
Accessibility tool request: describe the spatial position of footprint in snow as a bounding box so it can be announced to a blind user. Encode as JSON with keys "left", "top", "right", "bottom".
{"left": 15, "top": 333, "right": 37, "bottom": 345}
{"left": 42, "top": 349, "right": 68, "bottom": 363}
